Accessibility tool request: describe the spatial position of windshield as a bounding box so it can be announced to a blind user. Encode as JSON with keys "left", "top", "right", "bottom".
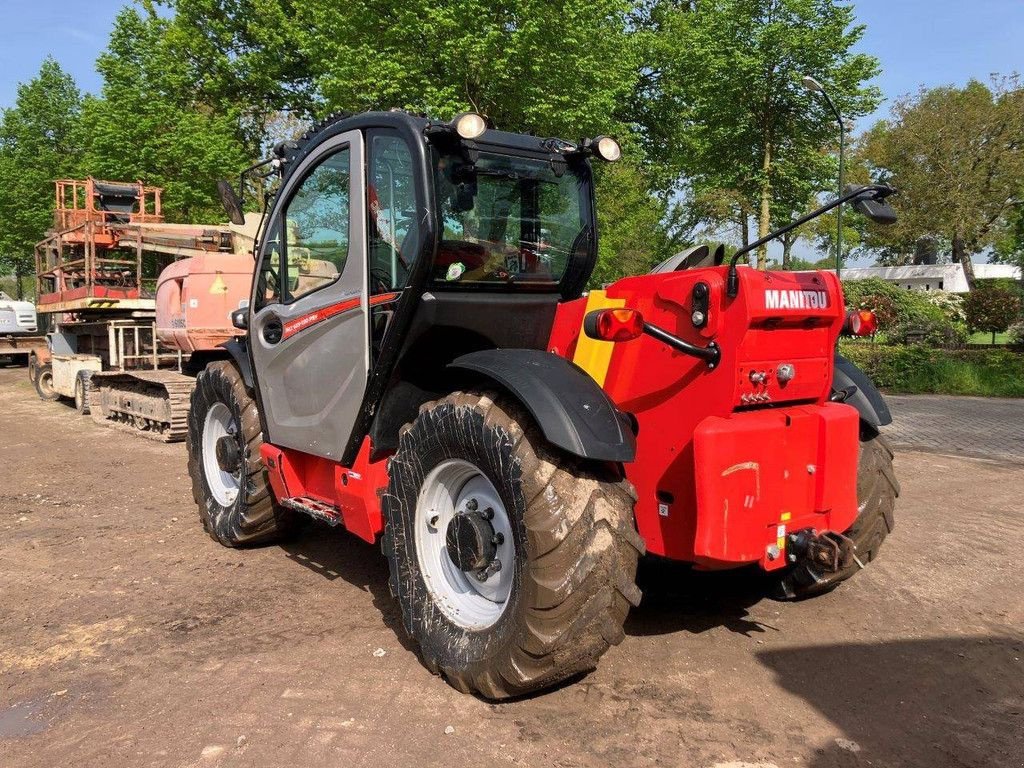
{"left": 433, "top": 151, "right": 592, "bottom": 286}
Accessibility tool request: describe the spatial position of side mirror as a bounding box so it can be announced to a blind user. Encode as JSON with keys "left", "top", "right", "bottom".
{"left": 231, "top": 308, "right": 249, "bottom": 331}
{"left": 217, "top": 180, "right": 246, "bottom": 226}
{"left": 850, "top": 185, "right": 898, "bottom": 226}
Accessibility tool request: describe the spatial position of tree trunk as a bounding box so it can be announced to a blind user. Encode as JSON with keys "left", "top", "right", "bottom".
{"left": 781, "top": 233, "right": 792, "bottom": 270}
{"left": 737, "top": 207, "right": 749, "bottom": 249}
{"left": 953, "top": 232, "right": 976, "bottom": 288}
{"left": 757, "top": 142, "right": 772, "bottom": 270}
{"left": 14, "top": 262, "right": 23, "bottom": 300}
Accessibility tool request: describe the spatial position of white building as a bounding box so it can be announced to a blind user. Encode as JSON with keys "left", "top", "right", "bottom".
{"left": 839, "top": 263, "right": 1021, "bottom": 293}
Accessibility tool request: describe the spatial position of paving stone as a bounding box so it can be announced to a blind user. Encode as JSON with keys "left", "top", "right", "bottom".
{"left": 883, "top": 395, "right": 1024, "bottom": 463}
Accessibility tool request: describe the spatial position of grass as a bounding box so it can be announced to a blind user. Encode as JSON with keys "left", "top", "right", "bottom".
{"left": 839, "top": 341, "right": 1024, "bottom": 398}
{"left": 967, "top": 331, "right": 1010, "bottom": 345}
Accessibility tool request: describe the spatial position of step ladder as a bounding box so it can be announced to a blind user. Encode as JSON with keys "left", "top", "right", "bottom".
{"left": 281, "top": 496, "right": 344, "bottom": 527}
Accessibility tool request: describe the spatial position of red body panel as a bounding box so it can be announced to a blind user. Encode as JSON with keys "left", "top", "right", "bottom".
{"left": 260, "top": 438, "right": 389, "bottom": 544}
{"left": 692, "top": 404, "right": 858, "bottom": 570}
{"left": 257, "top": 265, "right": 860, "bottom": 570}
{"left": 549, "top": 266, "right": 859, "bottom": 566}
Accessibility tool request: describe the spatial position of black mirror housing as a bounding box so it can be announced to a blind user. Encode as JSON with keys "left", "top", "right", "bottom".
{"left": 217, "top": 180, "right": 246, "bottom": 226}
{"left": 853, "top": 196, "right": 898, "bottom": 226}
{"left": 231, "top": 308, "right": 249, "bottom": 331}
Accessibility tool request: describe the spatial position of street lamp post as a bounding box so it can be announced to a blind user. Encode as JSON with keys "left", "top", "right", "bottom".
{"left": 801, "top": 75, "right": 845, "bottom": 280}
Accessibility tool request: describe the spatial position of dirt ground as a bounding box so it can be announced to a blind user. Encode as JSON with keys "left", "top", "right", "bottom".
{"left": 1, "top": 364, "right": 1022, "bottom": 768}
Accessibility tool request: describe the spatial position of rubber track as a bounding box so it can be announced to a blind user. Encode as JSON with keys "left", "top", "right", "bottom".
{"left": 89, "top": 370, "right": 195, "bottom": 443}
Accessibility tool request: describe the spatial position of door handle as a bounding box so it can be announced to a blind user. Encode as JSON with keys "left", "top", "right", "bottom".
{"left": 263, "top": 318, "right": 284, "bottom": 345}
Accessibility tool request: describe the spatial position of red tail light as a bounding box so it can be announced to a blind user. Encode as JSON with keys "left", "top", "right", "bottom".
{"left": 584, "top": 308, "right": 645, "bottom": 342}
{"left": 842, "top": 309, "right": 878, "bottom": 336}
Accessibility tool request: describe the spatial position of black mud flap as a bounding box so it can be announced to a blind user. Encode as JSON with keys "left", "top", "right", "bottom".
{"left": 219, "top": 339, "right": 255, "bottom": 392}
{"left": 833, "top": 354, "right": 892, "bottom": 427}
{"left": 449, "top": 349, "right": 636, "bottom": 463}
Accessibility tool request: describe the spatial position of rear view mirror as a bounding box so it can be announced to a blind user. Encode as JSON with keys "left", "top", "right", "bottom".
{"left": 217, "top": 180, "right": 246, "bottom": 226}
{"left": 849, "top": 185, "right": 898, "bottom": 226}
{"left": 854, "top": 196, "right": 898, "bottom": 225}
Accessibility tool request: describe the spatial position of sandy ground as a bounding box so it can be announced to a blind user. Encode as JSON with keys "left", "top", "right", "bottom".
{"left": 0, "top": 364, "right": 1022, "bottom": 768}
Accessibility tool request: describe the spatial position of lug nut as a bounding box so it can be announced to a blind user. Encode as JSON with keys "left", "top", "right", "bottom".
{"left": 492, "top": 532, "right": 504, "bottom": 545}
{"left": 481, "top": 507, "right": 494, "bottom": 520}
{"left": 466, "top": 498, "right": 479, "bottom": 512}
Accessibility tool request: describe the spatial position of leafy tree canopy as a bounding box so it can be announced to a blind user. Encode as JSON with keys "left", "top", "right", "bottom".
{"left": 861, "top": 77, "right": 1024, "bottom": 284}
{"left": 636, "top": 0, "right": 880, "bottom": 267}
{"left": 0, "top": 57, "right": 84, "bottom": 294}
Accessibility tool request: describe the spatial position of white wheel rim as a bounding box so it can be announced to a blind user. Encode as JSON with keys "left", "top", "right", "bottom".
{"left": 203, "top": 402, "right": 241, "bottom": 507}
{"left": 414, "top": 459, "right": 515, "bottom": 630}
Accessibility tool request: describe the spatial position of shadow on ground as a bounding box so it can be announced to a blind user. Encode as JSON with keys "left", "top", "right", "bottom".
{"left": 277, "top": 523, "right": 416, "bottom": 653}
{"left": 758, "top": 636, "right": 1024, "bottom": 768}
{"left": 626, "top": 555, "right": 776, "bottom": 638}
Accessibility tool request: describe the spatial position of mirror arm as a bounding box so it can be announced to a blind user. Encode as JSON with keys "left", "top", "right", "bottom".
{"left": 726, "top": 184, "right": 894, "bottom": 298}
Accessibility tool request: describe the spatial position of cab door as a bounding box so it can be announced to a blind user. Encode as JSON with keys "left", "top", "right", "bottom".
{"left": 249, "top": 130, "right": 368, "bottom": 460}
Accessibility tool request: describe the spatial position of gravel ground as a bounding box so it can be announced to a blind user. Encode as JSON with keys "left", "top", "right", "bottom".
{"left": 1, "top": 364, "right": 1021, "bottom": 768}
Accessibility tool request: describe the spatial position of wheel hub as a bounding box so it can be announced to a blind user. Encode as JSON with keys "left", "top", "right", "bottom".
{"left": 215, "top": 435, "right": 241, "bottom": 474}
{"left": 414, "top": 460, "right": 515, "bottom": 630}
{"left": 446, "top": 504, "right": 499, "bottom": 573}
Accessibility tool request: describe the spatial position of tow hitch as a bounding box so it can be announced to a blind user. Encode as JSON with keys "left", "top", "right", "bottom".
{"left": 787, "top": 529, "right": 857, "bottom": 573}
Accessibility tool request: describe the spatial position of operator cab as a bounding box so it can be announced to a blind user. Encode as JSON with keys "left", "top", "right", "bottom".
{"left": 236, "top": 110, "right": 618, "bottom": 464}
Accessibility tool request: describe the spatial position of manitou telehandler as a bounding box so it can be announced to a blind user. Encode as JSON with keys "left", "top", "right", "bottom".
{"left": 189, "top": 110, "right": 899, "bottom": 699}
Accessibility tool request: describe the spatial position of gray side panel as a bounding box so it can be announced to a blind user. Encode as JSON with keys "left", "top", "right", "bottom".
{"left": 449, "top": 349, "right": 636, "bottom": 463}
{"left": 249, "top": 130, "right": 369, "bottom": 460}
{"left": 834, "top": 354, "right": 892, "bottom": 427}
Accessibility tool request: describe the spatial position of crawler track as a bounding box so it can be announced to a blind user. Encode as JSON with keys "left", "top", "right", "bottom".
{"left": 89, "top": 369, "right": 196, "bottom": 442}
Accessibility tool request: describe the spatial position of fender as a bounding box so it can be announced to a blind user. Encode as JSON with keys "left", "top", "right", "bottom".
{"left": 219, "top": 338, "right": 255, "bottom": 392}
{"left": 833, "top": 354, "right": 892, "bottom": 427}
{"left": 449, "top": 349, "right": 637, "bottom": 463}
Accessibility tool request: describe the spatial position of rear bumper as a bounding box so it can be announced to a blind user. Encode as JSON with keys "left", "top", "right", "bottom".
{"left": 692, "top": 402, "right": 859, "bottom": 571}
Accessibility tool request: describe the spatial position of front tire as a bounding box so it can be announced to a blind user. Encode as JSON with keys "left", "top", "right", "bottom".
{"left": 74, "top": 371, "right": 91, "bottom": 415}
{"left": 187, "top": 361, "right": 293, "bottom": 547}
{"left": 35, "top": 365, "right": 60, "bottom": 401}
{"left": 382, "top": 391, "right": 644, "bottom": 699}
{"left": 773, "top": 426, "right": 899, "bottom": 599}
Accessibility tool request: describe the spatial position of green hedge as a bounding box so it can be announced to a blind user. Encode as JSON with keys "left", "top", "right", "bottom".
{"left": 840, "top": 341, "right": 1024, "bottom": 398}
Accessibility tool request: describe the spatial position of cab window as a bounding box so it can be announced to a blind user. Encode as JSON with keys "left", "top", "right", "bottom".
{"left": 368, "top": 134, "right": 417, "bottom": 293}
{"left": 256, "top": 147, "right": 352, "bottom": 307}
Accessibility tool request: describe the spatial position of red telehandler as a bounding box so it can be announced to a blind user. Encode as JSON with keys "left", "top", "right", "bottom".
{"left": 189, "top": 110, "right": 899, "bottom": 698}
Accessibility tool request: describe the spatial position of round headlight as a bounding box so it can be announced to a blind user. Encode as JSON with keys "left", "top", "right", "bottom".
{"left": 453, "top": 112, "right": 487, "bottom": 140}
{"left": 594, "top": 136, "right": 622, "bottom": 162}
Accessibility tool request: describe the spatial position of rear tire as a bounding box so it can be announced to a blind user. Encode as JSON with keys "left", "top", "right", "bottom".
{"left": 34, "top": 365, "right": 60, "bottom": 401}
{"left": 382, "top": 391, "right": 643, "bottom": 699}
{"left": 772, "top": 426, "right": 899, "bottom": 599}
{"left": 74, "top": 371, "right": 91, "bottom": 415}
{"left": 187, "top": 361, "right": 294, "bottom": 547}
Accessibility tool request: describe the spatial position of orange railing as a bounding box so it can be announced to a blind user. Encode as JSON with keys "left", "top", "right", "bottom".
{"left": 53, "top": 178, "right": 164, "bottom": 232}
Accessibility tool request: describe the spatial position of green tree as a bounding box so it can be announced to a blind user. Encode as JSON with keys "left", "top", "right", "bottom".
{"left": 638, "top": 0, "right": 880, "bottom": 268}
{"left": 592, "top": 158, "right": 684, "bottom": 286}
{"left": 963, "top": 282, "right": 1023, "bottom": 344}
{"left": 0, "top": 58, "right": 84, "bottom": 297}
{"left": 295, "top": 0, "right": 639, "bottom": 138}
{"left": 82, "top": 7, "right": 250, "bottom": 222}
{"left": 156, "top": 0, "right": 672, "bottom": 278}
{"left": 862, "top": 78, "right": 1024, "bottom": 286}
